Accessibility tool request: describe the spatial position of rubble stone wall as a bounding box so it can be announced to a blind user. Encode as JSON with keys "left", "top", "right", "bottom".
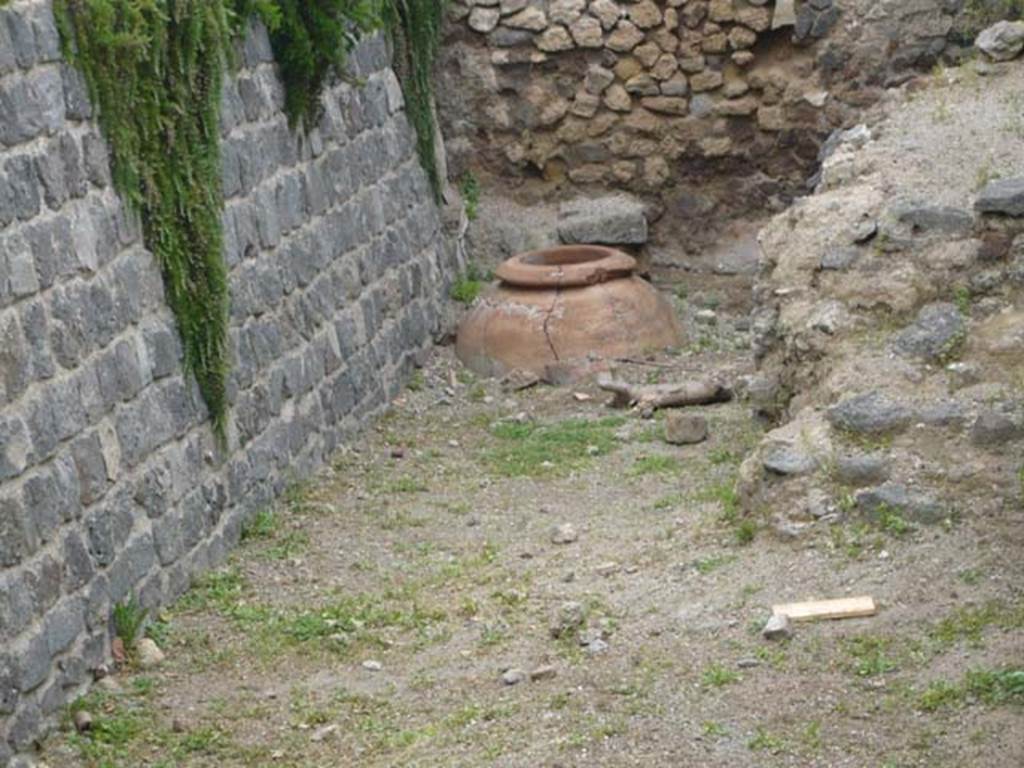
{"left": 0, "top": 2, "right": 455, "bottom": 760}
{"left": 438, "top": 0, "right": 963, "bottom": 245}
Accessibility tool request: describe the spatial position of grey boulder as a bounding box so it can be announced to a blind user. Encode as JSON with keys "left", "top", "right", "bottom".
{"left": 976, "top": 20, "right": 1024, "bottom": 62}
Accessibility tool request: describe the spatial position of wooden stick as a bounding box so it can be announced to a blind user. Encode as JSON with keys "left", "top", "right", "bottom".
{"left": 772, "top": 596, "right": 877, "bottom": 622}
{"left": 596, "top": 375, "right": 733, "bottom": 411}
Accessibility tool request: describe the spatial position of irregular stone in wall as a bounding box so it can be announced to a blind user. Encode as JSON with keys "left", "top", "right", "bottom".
{"left": 643, "top": 156, "right": 670, "bottom": 187}
{"left": 491, "top": 48, "right": 547, "bottom": 65}
{"left": 614, "top": 56, "right": 644, "bottom": 81}
{"left": 603, "top": 83, "right": 632, "bottom": 112}
{"left": 569, "top": 16, "right": 604, "bottom": 48}
{"left": 732, "top": 50, "right": 755, "bottom": 67}
{"left": 499, "top": 0, "right": 529, "bottom": 14}
{"left": 607, "top": 20, "right": 644, "bottom": 52}
{"left": 736, "top": 6, "right": 772, "bottom": 33}
{"left": 469, "top": 6, "right": 500, "bottom": 33}
{"left": 757, "top": 104, "right": 785, "bottom": 131}
{"left": 702, "top": 32, "right": 728, "bottom": 53}
{"left": 689, "top": 93, "right": 714, "bottom": 118}
{"left": 627, "top": 1, "right": 662, "bottom": 30}
{"left": 549, "top": 0, "right": 586, "bottom": 26}
{"left": 650, "top": 27, "right": 679, "bottom": 53}
{"left": 679, "top": 54, "right": 706, "bottom": 73}
{"left": 681, "top": 2, "right": 708, "bottom": 29}
{"left": 489, "top": 27, "right": 535, "bottom": 47}
{"left": 891, "top": 303, "right": 966, "bottom": 362}
{"left": 728, "top": 26, "right": 757, "bottom": 50}
{"left": 794, "top": 0, "right": 839, "bottom": 43}
{"left": 571, "top": 91, "right": 601, "bottom": 118}
{"left": 690, "top": 70, "right": 723, "bottom": 92}
{"left": 540, "top": 98, "right": 570, "bottom": 126}
{"left": 634, "top": 41, "right": 662, "bottom": 67}
{"left": 584, "top": 65, "right": 615, "bottom": 95}
{"left": 625, "top": 74, "right": 660, "bottom": 96}
{"left": 568, "top": 164, "right": 606, "bottom": 183}
{"left": 708, "top": 0, "right": 735, "bottom": 23}
{"left": 590, "top": 0, "right": 624, "bottom": 31}
{"left": 651, "top": 53, "right": 679, "bottom": 80}
{"left": 536, "top": 26, "right": 575, "bottom": 52}
{"left": 723, "top": 74, "right": 749, "bottom": 98}
{"left": 699, "top": 136, "right": 732, "bottom": 156}
{"left": 660, "top": 73, "right": 688, "bottom": 97}
{"left": 714, "top": 97, "right": 758, "bottom": 116}
{"left": 612, "top": 161, "right": 636, "bottom": 183}
{"left": 503, "top": 7, "right": 547, "bottom": 31}
{"left": 640, "top": 96, "right": 688, "bottom": 116}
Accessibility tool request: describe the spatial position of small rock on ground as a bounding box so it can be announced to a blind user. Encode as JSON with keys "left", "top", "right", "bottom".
{"left": 664, "top": 413, "right": 708, "bottom": 445}
{"left": 550, "top": 601, "right": 586, "bottom": 639}
{"left": 551, "top": 523, "right": 579, "bottom": 544}
{"left": 529, "top": 665, "right": 558, "bottom": 681}
{"left": 762, "top": 613, "right": 792, "bottom": 641}
{"left": 135, "top": 638, "right": 165, "bottom": 669}
{"left": 501, "top": 668, "right": 527, "bottom": 686}
{"left": 975, "top": 20, "right": 1024, "bottom": 62}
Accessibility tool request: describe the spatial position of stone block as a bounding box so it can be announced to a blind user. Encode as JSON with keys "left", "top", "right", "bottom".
{"left": 557, "top": 194, "right": 648, "bottom": 245}
{"left": 13, "top": 631, "right": 49, "bottom": 693}
{"left": 44, "top": 597, "right": 85, "bottom": 656}
{"left": 0, "top": 490, "right": 36, "bottom": 567}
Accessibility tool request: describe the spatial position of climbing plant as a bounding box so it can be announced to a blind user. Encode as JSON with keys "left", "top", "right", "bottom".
{"left": 247, "top": 0, "right": 383, "bottom": 130}
{"left": 382, "top": 0, "right": 447, "bottom": 199}
{"left": 55, "top": 0, "right": 235, "bottom": 441}
{"left": 53, "top": 0, "right": 445, "bottom": 443}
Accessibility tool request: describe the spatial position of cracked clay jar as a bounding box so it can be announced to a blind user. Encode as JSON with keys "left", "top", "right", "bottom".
{"left": 455, "top": 245, "right": 685, "bottom": 378}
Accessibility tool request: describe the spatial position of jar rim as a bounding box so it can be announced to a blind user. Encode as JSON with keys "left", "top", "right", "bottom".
{"left": 495, "top": 245, "right": 636, "bottom": 288}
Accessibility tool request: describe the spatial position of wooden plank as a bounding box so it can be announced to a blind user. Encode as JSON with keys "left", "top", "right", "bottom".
{"left": 772, "top": 596, "right": 877, "bottom": 622}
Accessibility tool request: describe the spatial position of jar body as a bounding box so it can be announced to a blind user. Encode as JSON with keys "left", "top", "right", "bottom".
{"left": 456, "top": 275, "right": 685, "bottom": 377}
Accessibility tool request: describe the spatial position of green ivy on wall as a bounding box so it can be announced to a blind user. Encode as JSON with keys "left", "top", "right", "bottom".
{"left": 52, "top": 0, "right": 445, "bottom": 444}
{"left": 56, "top": 0, "right": 234, "bottom": 441}
{"left": 383, "top": 0, "right": 447, "bottom": 199}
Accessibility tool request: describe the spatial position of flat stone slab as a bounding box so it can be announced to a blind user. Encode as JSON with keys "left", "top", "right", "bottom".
{"left": 975, "top": 177, "right": 1024, "bottom": 218}
{"left": 557, "top": 194, "right": 648, "bottom": 245}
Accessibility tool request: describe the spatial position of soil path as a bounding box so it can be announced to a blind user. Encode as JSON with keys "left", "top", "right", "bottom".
{"left": 43, "top": 335, "right": 1024, "bottom": 768}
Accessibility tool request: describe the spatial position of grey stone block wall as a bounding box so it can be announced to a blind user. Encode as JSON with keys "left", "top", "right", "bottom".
{"left": 0, "top": 1, "right": 457, "bottom": 760}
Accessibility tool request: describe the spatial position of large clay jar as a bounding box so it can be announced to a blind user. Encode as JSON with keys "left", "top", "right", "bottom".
{"left": 456, "top": 245, "right": 685, "bottom": 377}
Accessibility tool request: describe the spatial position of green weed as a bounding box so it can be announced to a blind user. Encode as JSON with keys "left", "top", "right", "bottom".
{"left": 930, "top": 600, "right": 1024, "bottom": 649}
{"left": 701, "top": 663, "right": 740, "bottom": 688}
{"left": 113, "top": 597, "right": 148, "bottom": 649}
{"left": 844, "top": 635, "right": 897, "bottom": 678}
{"left": 460, "top": 171, "right": 480, "bottom": 221}
{"left": 747, "top": 726, "right": 786, "bottom": 752}
{"left": 919, "top": 667, "right": 1024, "bottom": 711}
{"left": 484, "top": 417, "right": 626, "bottom": 477}
{"left": 630, "top": 455, "right": 681, "bottom": 476}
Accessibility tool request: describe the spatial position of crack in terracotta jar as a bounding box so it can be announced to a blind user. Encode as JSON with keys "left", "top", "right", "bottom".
{"left": 456, "top": 245, "right": 686, "bottom": 378}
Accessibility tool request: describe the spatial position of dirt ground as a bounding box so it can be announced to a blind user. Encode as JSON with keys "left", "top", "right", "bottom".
{"left": 39, "top": 300, "right": 1023, "bottom": 767}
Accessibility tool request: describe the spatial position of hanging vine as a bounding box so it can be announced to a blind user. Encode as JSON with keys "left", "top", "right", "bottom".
{"left": 56, "top": 0, "right": 235, "bottom": 441}
{"left": 52, "top": 0, "right": 446, "bottom": 443}
{"left": 382, "top": 0, "right": 448, "bottom": 199}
